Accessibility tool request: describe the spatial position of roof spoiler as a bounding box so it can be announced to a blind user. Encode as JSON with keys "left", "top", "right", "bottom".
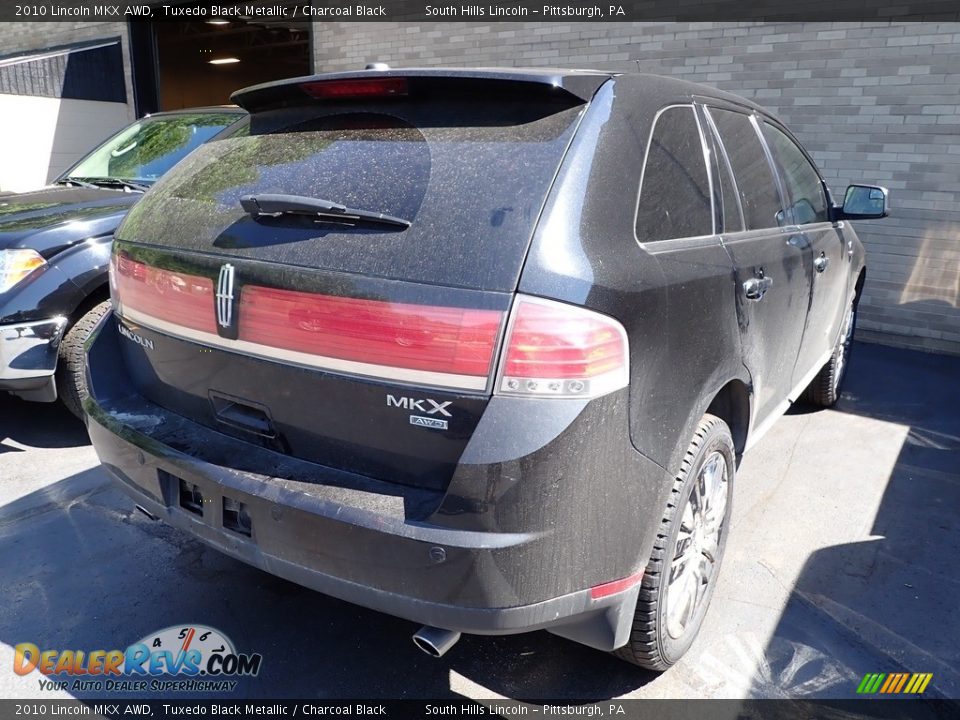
{"left": 231, "top": 68, "right": 613, "bottom": 113}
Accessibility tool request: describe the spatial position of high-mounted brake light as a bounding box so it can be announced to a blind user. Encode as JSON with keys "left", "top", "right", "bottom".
{"left": 495, "top": 295, "right": 629, "bottom": 399}
{"left": 299, "top": 78, "right": 409, "bottom": 100}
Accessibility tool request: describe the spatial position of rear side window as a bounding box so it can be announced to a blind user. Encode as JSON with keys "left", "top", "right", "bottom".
{"left": 761, "top": 122, "right": 829, "bottom": 225}
{"left": 708, "top": 108, "right": 784, "bottom": 231}
{"left": 635, "top": 106, "right": 713, "bottom": 243}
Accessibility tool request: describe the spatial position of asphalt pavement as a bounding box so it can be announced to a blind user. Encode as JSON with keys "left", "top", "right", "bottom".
{"left": 0, "top": 342, "right": 957, "bottom": 700}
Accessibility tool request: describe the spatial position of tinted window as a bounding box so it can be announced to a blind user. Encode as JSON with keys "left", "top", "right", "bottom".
{"left": 703, "top": 112, "right": 744, "bottom": 233}
{"left": 708, "top": 108, "right": 784, "bottom": 231}
{"left": 117, "top": 99, "right": 583, "bottom": 291}
{"left": 761, "top": 122, "right": 828, "bottom": 225}
{"left": 635, "top": 106, "right": 712, "bottom": 242}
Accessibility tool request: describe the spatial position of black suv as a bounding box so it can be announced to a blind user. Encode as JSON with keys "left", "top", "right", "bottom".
{"left": 83, "top": 69, "right": 886, "bottom": 670}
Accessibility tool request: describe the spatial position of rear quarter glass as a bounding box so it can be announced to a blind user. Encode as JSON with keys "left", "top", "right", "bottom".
{"left": 116, "top": 99, "right": 585, "bottom": 292}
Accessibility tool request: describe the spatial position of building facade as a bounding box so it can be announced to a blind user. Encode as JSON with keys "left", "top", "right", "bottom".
{"left": 1, "top": 20, "right": 958, "bottom": 355}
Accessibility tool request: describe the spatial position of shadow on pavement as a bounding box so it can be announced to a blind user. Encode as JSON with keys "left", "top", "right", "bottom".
{"left": 0, "top": 395, "right": 90, "bottom": 451}
{"left": 0, "top": 466, "right": 651, "bottom": 700}
{"left": 754, "top": 343, "right": 960, "bottom": 698}
{"left": 11, "top": 342, "right": 956, "bottom": 700}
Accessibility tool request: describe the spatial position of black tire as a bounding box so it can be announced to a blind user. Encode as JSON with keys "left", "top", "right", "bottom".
{"left": 802, "top": 295, "right": 857, "bottom": 408}
{"left": 56, "top": 300, "right": 111, "bottom": 420}
{"left": 614, "top": 413, "right": 735, "bottom": 671}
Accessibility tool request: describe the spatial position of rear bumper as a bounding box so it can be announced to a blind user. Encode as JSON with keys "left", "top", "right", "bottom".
{"left": 84, "top": 312, "right": 667, "bottom": 651}
{"left": 87, "top": 410, "right": 639, "bottom": 649}
{"left": 90, "top": 416, "right": 637, "bottom": 648}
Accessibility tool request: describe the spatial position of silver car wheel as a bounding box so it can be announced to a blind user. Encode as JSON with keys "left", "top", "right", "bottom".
{"left": 665, "top": 450, "right": 729, "bottom": 640}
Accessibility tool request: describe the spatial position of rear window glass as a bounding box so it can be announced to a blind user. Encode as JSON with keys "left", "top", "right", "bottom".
{"left": 118, "top": 99, "right": 584, "bottom": 291}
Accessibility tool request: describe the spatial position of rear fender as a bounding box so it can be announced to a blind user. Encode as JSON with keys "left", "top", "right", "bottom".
{"left": 666, "top": 363, "right": 754, "bottom": 477}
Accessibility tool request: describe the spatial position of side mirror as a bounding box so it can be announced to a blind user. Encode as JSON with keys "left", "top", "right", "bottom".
{"left": 838, "top": 184, "right": 889, "bottom": 220}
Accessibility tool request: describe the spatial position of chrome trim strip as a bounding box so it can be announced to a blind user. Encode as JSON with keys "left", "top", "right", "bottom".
{"left": 701, "top": 105, "right": 746, "bottom": 232}
{"left": 120, "top": 307, "right": 489, "bottom": 393}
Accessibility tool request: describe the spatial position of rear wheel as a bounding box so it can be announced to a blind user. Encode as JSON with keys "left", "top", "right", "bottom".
{"left": 803, "top": 295, "right": 857, "bottom": 408}
{"left": 614, "top": 414, "right": 734, "bottom": 670}
{"left": 57, "top": 300, "right": 111, "bottom": 419}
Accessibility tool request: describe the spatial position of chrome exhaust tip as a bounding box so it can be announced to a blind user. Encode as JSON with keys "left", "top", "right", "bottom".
{"left": 412, "top": 626, "right": 461, "bottom": 658}
{"left": 134, "top": 504, "right": 158, "bottom": 521}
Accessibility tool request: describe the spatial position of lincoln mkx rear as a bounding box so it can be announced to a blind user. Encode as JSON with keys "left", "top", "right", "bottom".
{"left": 83, "top": 68, "right": 875, "bottom": 670}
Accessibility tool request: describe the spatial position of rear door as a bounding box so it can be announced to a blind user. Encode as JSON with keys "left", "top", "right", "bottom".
{"left": 110, "top": 77, "right": 588, "bottom": 491}
{"left": 759, "top": 119, "right": 848, "bottom": 383}
{"left": 703, "top": 105, "right": 813, "bottom": 427}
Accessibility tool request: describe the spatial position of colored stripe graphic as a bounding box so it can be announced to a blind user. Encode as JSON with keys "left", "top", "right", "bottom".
{"left": 906, "top": 673, "right": 933, "bottom": 693}
{"left": 857, "top": 672, "right": 932, "bottom": 694}
{"left": 894, "top": 673, "right": 910, "bottom": 693}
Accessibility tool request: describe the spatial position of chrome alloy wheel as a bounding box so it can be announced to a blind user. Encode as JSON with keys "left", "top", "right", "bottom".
{"left": 665, "top": 450, "right": 729, "bottom": 640}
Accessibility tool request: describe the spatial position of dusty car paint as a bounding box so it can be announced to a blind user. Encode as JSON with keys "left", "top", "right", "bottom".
{"left": 84, "top": 69, "right": 869, "bottom": 658}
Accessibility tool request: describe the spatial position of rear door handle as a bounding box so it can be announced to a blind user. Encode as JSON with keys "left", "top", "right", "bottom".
{"left": 814, "top": 254, "right": 830, "bottom": 273}
{"left": 743, "top": 276, "right": 774, "bottom": 301}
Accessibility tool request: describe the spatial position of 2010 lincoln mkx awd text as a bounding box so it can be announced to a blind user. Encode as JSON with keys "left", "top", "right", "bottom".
{"left": 83, "top": 68, "right": 887, "bottom": 670}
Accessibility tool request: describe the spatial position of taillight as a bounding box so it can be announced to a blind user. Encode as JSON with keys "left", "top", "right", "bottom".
{"left": 495, "top": 295, "right": 629, "bottom": 399}
{"left": 239, "top": 286, "right": 504, "bottom": 391}
{"left": 109, "top": 256, "right": 627, "bottom": 397}
{"left": 112, "top": 254, "right": 216, "bottom": 334}
{"left": 300, "top": 78, "right": 409, "bottom": 100}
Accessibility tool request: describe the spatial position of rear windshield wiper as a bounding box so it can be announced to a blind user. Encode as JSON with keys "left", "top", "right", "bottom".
{"left": 240, "top": 193, "right": 411, "bottom": 229}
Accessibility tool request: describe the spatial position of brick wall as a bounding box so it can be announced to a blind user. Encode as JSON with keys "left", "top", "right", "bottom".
{"left": 314, "top": 21, "right": 960, "bottom": 355}
{"left": 0, "top": 22, "right": 134, "bottom": 118}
